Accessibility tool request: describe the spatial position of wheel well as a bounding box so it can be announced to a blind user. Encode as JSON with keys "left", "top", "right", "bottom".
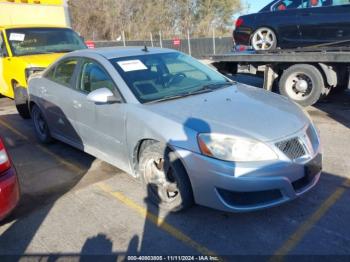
{"left": 132, "top": 139, "right": 159, "bottom": 176}
{"left": 11, "top": 80, "right": 18, "bottom": 87}
{"left": 132, "top": 139, "right": 191, "bottom": 181}
{"left": 11, "top": 80, "right": 18, "bottom": 92}
{"left": 250, "top": 26, "right": 278, "bottom": 46}
{"left": 278, "top": 63, "right": 327, "bottom": 85}
{"left": 273, "top": 63, "right": 328, "bottom": 86}
{"left": 29, "top": 101, "right": 36, "bottom": 112}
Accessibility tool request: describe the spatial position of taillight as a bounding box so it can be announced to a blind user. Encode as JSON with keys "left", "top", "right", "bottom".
{"left": 235, "top": 17, "right": 244, "bottom": 28}
{"left": 0, "top": 139, "right": 11, "bottom": 173}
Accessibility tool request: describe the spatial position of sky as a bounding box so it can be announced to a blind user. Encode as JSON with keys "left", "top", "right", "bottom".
{"left": 243, "top": 0, "right": 272, "bottom": 14}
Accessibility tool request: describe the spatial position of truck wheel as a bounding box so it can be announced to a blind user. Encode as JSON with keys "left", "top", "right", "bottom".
{"left": 32, "top": 105, "right": 53, "bottom": 144}
{"left": 279, "top": 64, "right": 324, "bottom": 107}
{"left": 14, "top": 83, "right": 31, "bottom": 119}
{"left": 139, "top": 141, "right": 194, "bottom": 212}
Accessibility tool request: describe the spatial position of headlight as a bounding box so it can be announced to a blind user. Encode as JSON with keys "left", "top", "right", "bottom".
{"left": 198, "top": 133, "right": 278, "bottom": 162}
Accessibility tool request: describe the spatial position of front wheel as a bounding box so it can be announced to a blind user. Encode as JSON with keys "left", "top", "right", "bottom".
{"left": 251, "top": 27, "right": 277, "bottom": 51}
{"left": 139, "top": 142, "right": 194, "bottom": 212}
{"left": 279, "top": 64, "right": 324, "bottom": 107}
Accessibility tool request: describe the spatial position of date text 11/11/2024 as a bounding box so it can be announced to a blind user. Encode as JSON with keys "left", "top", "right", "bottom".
{"left": 126, "top": 256, "right": 220, "bottom": 261}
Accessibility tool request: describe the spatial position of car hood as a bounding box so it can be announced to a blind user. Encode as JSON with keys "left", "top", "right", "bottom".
{"left": 144, "top": 84, "right": 309, "bottom": 142}
{"left": 19, "top": 53, "right": 65, "bottom": 68}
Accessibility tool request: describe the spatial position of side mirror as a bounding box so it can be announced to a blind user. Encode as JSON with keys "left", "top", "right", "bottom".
{"left": 87, "top": 88, "right": 121, "bottom": 104}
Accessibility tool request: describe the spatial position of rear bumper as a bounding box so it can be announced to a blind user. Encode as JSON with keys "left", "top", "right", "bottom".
{"left": 175, "top": 147, "right": 322, "bottom": 212}
{"left": 0, "top": 167, "right": 20, "bottom": 221}
{"left": 233, "top": 28, "right": 253, "bottom": 46}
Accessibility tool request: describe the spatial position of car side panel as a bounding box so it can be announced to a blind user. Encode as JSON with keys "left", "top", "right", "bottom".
{"left": 31, "top": 76, "right": 83, "bottom": 147}
{"left": 298, "top": 5, "right": 350, "bottom": 44}
{"left": 255, "top": 9, "right": 300, "bottom": 48}
{"left": 234, "top": 10, "right": 301, "bottom": 48}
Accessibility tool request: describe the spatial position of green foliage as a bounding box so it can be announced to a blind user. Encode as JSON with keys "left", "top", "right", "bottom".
{"left": 69, "top": 0, "right": 242, "bottom": 40}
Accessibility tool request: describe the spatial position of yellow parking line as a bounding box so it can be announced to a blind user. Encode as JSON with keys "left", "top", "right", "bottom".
{"left": 98, "top": 183, "right": 219, "bottom": 257}
{"left": 1, "top": 117, "right": 218, "bottom": 257}
{"left": 0, "top": 117, "right": 83, "bottom": 173}
{"left": 36, "top": 144, "right": 82, "bottom": 173}
{"left": 273, "top": 178, "right": 349, "bottom": 257}
{"left": 0, "top": 118, "right": 29, "bottom": 140}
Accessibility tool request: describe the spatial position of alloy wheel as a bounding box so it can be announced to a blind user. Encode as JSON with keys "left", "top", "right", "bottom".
{"left": 252, "top": 28, "right": 276, "bottom": 51}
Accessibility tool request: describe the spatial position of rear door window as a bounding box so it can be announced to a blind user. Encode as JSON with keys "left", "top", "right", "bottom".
{"left": 329, "top": 0, "right": 350, "bottom": 6}
{"left": 273, "top": 0, "right": 307, "bottom": 10}
{"left": 46, "top": 59, "right": 78, "bottom": 87}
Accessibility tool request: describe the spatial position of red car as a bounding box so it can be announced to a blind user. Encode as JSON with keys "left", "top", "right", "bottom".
{"left": 0, "top": 137, "right": 20, "bottom": 221}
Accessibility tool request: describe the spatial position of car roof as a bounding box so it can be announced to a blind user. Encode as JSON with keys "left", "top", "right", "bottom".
{"left": 0, "top": 25, "right": 70, "bottom": 30}
{"left": 70, "top": 47, "right": 178, "bottom": 59}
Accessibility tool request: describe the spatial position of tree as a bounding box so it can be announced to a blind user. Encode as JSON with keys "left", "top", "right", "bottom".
{"left": 68, "top": 0, "right": 242, "bottom": 40}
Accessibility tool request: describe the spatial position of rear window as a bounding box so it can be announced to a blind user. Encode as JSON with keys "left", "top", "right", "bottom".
{"left": 331, "top": 0, "right": 350, "bottom": 6}
{"left": 272, "top": 0, "right": 308, "bottom": 11}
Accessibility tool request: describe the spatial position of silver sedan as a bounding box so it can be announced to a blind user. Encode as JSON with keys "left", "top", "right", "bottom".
{"left": 28, "top": 47, "right": 322, "bottom": 212}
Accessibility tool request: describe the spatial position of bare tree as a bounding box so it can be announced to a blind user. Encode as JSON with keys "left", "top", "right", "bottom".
{"left": 68, "top": 0, "right": 242, "bottom": 40}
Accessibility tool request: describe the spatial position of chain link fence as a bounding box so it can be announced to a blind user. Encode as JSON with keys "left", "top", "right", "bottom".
{"left": 94, "top": 36, "right": 233, "bottom": 58}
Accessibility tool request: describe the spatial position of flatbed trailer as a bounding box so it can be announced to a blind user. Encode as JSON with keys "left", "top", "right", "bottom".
{"left": 208, "top": 47, "right": 350, "bottom": 106}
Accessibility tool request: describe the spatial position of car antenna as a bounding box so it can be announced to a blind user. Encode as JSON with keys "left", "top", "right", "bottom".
{"left": 142, "top": 45, "right": 149, "bottom": 52}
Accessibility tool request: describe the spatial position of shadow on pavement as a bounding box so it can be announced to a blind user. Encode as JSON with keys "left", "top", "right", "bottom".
{"left": 0, "top": 88, "right": 349, "bottom": 258}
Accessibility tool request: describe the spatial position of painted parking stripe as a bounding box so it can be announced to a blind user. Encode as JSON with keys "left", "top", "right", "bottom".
{"left": 98, "top": 183, "right": 219, "bottom": 258}
{"left": 273, "top": 178, "right": 350, "bottom": 257}
{"left": 0, "top": 118, "right": 83, "bottom": 173}
{"left": 0, "top": 118, "right": 29, "bottom": 140}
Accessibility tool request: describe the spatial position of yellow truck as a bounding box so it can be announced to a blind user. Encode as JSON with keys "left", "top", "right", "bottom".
{"left": 0, "top": 0, "right": 86, "bottom": 118}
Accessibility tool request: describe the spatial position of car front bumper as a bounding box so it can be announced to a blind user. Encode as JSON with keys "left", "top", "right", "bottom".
{"left": 0, "top": 167, "right": 20, "bottom": 221}
{"left": 175, "top": 147, "right": 322, "bottom": 212}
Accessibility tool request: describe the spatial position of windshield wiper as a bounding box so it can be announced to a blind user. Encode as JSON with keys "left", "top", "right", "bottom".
{"left": 146, "top": 88, "right": 214, "bottom": 104}
{"left": 200, "top": 82, "right": 233, "bottom": 90}
{"left": 146, "top": 94, "right": 189, "bottom": 104}
{"left": 146, "top": 82, "right": 233, "bottom": 104}
{"left": 147, "top": 83, "right": 233, "bottom": 104}
{"left": 20, "top": 51, "right": 56, "bottom": 56}
{"left": 55, "top": 49, "right": 76, "bottom": 53}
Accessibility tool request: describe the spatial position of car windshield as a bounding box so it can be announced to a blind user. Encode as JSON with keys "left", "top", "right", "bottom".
{"left": 110, "top": 52, "right": 231, "bottom": 103}
{"left": 6, "top": 28, "right": 87, "bottom": 56}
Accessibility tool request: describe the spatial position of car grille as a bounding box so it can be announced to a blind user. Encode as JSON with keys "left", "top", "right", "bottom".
{"left": 275, "top": 137, "right": 306, "bottom": 160}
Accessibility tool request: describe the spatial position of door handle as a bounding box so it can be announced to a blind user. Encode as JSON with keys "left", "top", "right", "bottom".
{"left": 73, "top": 100, "right": 82, "bottom": 109}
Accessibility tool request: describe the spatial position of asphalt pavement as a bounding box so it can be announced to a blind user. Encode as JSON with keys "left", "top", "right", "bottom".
{"left": 0, "top": 76, "right": 349, "bottom": 260}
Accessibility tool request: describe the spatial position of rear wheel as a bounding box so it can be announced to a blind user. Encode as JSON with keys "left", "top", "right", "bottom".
{"left": 139, "top": 141, "right": 194, "bottom": 212}
{"left": 279, "top": 64, "right": 324, "bottom": 107}
{"left": 13, "top": 83, "right": 31, "bottom": 119}
{"left": 251, "top": 28, "right": 277, "bottom": 51}
{"left": 32, "top": 105, "right": 53, "bottom": 144}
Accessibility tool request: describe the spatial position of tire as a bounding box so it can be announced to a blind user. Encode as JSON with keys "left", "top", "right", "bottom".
{"left": 13, "top": 83, "right": 31, "bottom": 119}
{"left": 279, "top": 64, "right": 324, "bottom": 107}
{"left": 139, "top": 141, "right": 194, "bottom": 212}
{"left": 31, "top": 104, "right": 53, "bottom": 144}
{"left": 251, "top": 27, "right": 277, "bottom": 51}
